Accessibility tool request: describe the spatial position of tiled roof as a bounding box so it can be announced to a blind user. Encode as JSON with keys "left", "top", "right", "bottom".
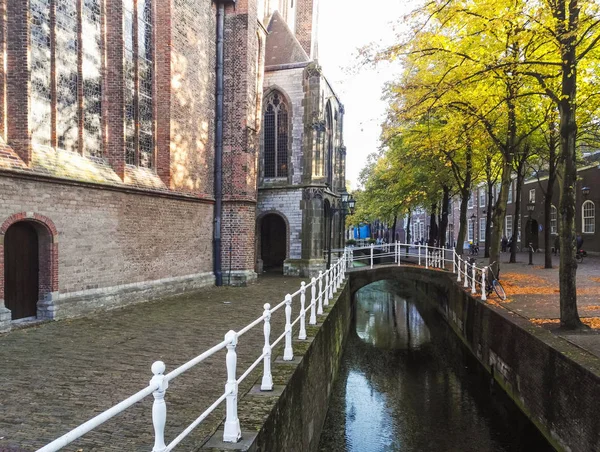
{"left": 265, "top": 11, "right": 310, "bottom": 67}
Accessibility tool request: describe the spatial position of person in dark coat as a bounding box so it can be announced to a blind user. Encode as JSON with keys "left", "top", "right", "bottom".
{"left": 501, "top": 236, "right": 508, "bottom": 253}
{"left": 553, "top": 236, "right": 560, "bottom": 256}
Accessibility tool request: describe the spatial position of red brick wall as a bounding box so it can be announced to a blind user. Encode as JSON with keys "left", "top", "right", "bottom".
{"left": 0, "top": 176, "right": 213, "bottom": 295}
{"left": 295, "top": 0, "right": 314, "bottom": 57}
{"left": 169, "top": 0, "right": 216, "bottom": 196}
{"left": 221, "top": 2, "right": 264, "bottom": 274}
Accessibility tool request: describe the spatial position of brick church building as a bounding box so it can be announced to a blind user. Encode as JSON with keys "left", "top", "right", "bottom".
{"left": 0, "top": 0, "right": 346, "bottom": 331}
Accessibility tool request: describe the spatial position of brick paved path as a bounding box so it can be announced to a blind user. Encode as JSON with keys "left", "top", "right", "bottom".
{"left": 0, "top": 274, "right": 304, "bottom": 451}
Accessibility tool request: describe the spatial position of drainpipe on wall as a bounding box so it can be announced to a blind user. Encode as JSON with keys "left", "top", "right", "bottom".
{"left": 213, "top": 0, "right": 226, "bottom": 286}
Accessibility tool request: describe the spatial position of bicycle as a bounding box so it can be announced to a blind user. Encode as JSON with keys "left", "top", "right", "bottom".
{"left": 485, "top": 261, "right": 506, "bottom": 300}
{"left": 576, "top": 249, "right": 585, "bottom": 263}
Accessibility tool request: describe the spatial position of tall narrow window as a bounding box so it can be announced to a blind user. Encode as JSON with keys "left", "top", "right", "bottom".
{"left": 56, "top": 1, "right": 79, "bottom": 152}
{"left": 550, "top": 205, "right": 557, "bottom": 234}
{"left": 505, "top": 215, "right": 513, "bottom": 239}
{"left": 583, "top": 201, "right": 595, "bottom": 234}
{"left": 507, "top": 182, "right": 513, "bottom": 204}
{"left": 479, "top": 187, "right": 486, "bottom": 207}
{"left": 325, "top": 102, "right": 333, "bottom": 186}
{"left": 263, "top": 91, "right": 288, "bottom": 178}
{"left": 82, "top": 0, "right": 103, "bottom": 156}
{"left": 30, "top": 0, "right": 52, "bottom": 146}
{"left": 124, "top": 0, "right": 154, "bottom": 168}
{"left": 468, "top": 219, "right": 474, "bottom": 242}
{"left": 479, "top": 218, "right": 486, "bottom": 242}
{"left": 529, "top": 188, "right": 536, "bottom": 203}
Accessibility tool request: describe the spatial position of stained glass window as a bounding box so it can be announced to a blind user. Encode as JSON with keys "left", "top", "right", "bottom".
{"left": 56, "top": 0, "right": 79, "bottom": 152}
{"left": 124, "top": 0, "right": 154, "bottom": 168}
{"left": 263, "top": 92, "right": 288, "bottom": 178}
{"left": 29, "top": 0, "right": 103, "bottom": 156}
{"left": 30, "top": 0, "right": 52, "bottom": 146}
{"left": 82, "top": 0, "right": 103, "bottom": 157}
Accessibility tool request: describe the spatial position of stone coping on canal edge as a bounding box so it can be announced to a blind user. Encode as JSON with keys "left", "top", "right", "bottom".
{"left": 349, "top": 265, "right": 600, "bottom": 452}
{"left": 202, "top": 279, "right": 352, "bottom": 452}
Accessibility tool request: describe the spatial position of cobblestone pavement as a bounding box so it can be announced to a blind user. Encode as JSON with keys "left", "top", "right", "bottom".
{"left": 0, "top": 274, "right": 304, "bottom": 452}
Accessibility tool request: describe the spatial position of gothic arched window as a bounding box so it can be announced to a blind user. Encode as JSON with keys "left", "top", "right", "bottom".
{"left": 263, "top": 92, "right": 289, "bottom": 178}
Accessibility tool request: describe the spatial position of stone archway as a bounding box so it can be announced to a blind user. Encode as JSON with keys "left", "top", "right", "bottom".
{"left": 1, "top": 213, "right": 58, "bottom": 324}
{"left": 259, "top": 213, "right": 288, "bottom": 273}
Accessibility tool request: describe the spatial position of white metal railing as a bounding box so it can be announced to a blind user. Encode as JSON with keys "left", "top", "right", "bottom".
{"left": 346, "top": 242, "right": 489, "bottom": 301}
{"left": 38, "top": 251, "right": 349, "bottom": 452}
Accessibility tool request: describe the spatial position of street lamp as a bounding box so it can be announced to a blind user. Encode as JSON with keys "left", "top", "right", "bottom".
{"left": 328, "top": 191, "right": 356, "bottom": 268}
{"left": 582, "top": 186, "right": 591, "bottom": 197}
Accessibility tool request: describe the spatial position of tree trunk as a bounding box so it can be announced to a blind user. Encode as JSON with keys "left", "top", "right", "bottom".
{"left": 456, "top": 189, "right": 469, "bottom": 256}
{"left": 510, "top": 170, "right": 524, "bottom": 263}
{"left": 542, "top": 122, "right": 558, "bottom": 269}
{"left": 406, "top": 213, "right": 412, "bottom": 257}
{"left": 485, "top": 182, "right": 493, "bottom": 258}
{"left": 439, "top": 185, "right": 450, "bottom": 248}
{"left": 490, "top": 161, "right": 511, "bottom": 273}
{"left": 489, "top": 89, "right": 517, "bottom": 272}
{"left": 557, "top": 19, "right": 583, "bottom": 329}
{"left": 428, "top": 202, "right": 438, "bottom": 246}
{"left": 391, "top": 214, "right": 397, "bottom": 243}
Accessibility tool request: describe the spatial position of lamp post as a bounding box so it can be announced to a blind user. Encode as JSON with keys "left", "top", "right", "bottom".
{"left": 328, "top": 191, "right": 356, "bottom": 269}
{"left": 527, "top": 203, "right": 535, "bottom": 265}
{"left": 582, "top": 186, "right": 590, "bottom": 197}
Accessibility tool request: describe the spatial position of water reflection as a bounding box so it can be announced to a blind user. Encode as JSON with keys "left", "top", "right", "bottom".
{"left": 355, "top": 285, "right": 430, "bottom": 350}
{"left": 319, "top": 281, "right": 552, "bottom": 452}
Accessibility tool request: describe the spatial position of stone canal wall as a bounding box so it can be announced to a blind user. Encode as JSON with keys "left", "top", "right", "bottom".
{"left": 204, "top": 279, "right": 352, "bottom": 452}
{"left": 360, "top": 266, "right": 600, "bottom": 452}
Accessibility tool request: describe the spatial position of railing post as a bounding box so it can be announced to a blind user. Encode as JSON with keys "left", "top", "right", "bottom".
{"left": 398, "top": 243, "right": 401, "bottom": 266}
{"left": 223, "top": 330, "right": 241, "bottom": 442}
{"left": 425, "top": 245, "right": 429, "bottom": 269}
{"left": 464, "top": 261, "right": 469, "bottom": 288}
{"left": 324, "top": 271, "right": 330, "bottom": 307}
{"left": 329, "top": 268, "right": 334, "bottom": 300}
{"left": 261, "top": 304, "right": 273, "bottom": 391}
{"left": 394, "top": 241, "right": 398, "bottom": 263}
{"left": 309, "top": 277, "right": 317, "bottom": 325}
{"left": 471, "top": 265, "right": 477, "bottom": 294}
{"left": 333, "top": 263, "right": 338, "bottom": 291}
{"left": 453, "top": 251, "right": 457, "bottom": 275}
{"left": 283, "top": 294, "right": 294, "bottom": 361}
{"left": 418, "top": 245, "right": 421, "bottom": 266}
{"left": 318, "top": 271, "right": 324, "bottom": 315}
{"left": 299, "top": 282, "right": 307, "bottom": 340}
{"left": 150, "top": 361, "right": 168, "bottom": 452}
{"left": 481, "top": 268, "right": 487, "bottom": 301}
{"left": 456, "top": 254, "right": 461, "bottom": 282}
{"left": 370, "top": 244, "right": 374, "bottom": 268}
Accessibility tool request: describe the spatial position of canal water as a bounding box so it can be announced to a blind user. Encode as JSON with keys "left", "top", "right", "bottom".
{"left": 318, "top": 281, "right": 553, "bottom": 452}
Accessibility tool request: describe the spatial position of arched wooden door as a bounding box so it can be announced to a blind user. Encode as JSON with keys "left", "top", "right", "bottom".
{"left": 4, "top": 222, "right": 39, "bottom": 319}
